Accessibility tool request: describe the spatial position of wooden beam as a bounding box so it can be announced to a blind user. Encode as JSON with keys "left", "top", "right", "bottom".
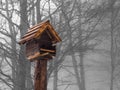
{"left": 22, "top": 29, "right": 39, "bottom": 38}
{"left": 28, "top": 20, "right": 49, "bottom": 33}
{"left": 27, "top": 52, "right": 49, "bottom": 61}
{"left": 34, "top": 60, "right": 47, "bottom": 90}
{"left": 47, "top": 25, "right": 62, "bottom": 42}
{"left": 40, "top": 48, "right": 55, "bottom": 53}
{"left": 18, "top": 34, "right": 35, "bottom": 44}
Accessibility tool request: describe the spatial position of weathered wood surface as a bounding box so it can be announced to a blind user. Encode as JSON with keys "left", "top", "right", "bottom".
{"left": 28, "top": 20, "right": 49, "bottom": 31}
{"left": 34, "top": 60, "right": 47, "bottom": 90}
{"left": 25, "top": 31, "right": 56, "bottom": 61}
{"left": 27, "top": 52, "right": 50, "bottom": 61}
{"left": 40, "top": 48, "right": 55, "bottom": 53}
{"left": 26, "top": 40, "right": 39, "bottom": 58}
{"left": 18, "top": 20, "right": 61, "bottom": 44}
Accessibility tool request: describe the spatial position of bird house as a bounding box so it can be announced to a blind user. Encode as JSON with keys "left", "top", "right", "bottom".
{"left": 19, "top": 20, "right": 61, "bottom": 61}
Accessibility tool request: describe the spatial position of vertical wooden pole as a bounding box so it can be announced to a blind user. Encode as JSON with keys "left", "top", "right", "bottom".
{"left": 34, "top": 59, "right": 47, "bottom": 90}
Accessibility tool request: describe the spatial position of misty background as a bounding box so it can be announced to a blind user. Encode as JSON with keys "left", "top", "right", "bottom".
{"left": 0, "top": 0, "right": 120, "bottom": 90}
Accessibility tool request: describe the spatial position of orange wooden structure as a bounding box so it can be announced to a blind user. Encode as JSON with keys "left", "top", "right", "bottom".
{"left": 19, "top": 20, "right": 61, "bottom": 90}
{"left": 19, "top": 20, "right": 61, "bottom": 61}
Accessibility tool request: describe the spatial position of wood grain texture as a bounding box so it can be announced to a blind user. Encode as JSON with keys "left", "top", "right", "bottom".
{"left": 34, "top": 60, "right": 47, "bottom": 90}
{"left": 18, "top": 20, "right": 61, "bottom": 44}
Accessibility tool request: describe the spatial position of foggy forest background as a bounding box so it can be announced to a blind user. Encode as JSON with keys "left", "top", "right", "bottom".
{"left": 0, "top": 0, "right": 120, "bottom": 90}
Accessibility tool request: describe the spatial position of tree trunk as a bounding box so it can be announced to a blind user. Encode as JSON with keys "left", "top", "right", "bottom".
{"left": 110, "top": 0, "right": 115, "bottom": 90}
{"left": 26, "top": 62, "right": 33, "bottom": 90}
{"left": 71, "top": 54, "right": 81, "bottom": 90}
{"left": 36, "top": 0, "right": 41, "bottom": 23}
{"left": 79, "top": 53, "right": 86, "bottom": 90}
{"left": 76, "top": 0, "right": 86, "bottom": 89}
{"left": 18, "top": 0, "right": 28, "bottom": 90}
{"left": 5, "top": 0, "right": 18, "bottom": 90}
{"left": 53, "top": 59, "right": 58, "bottom": 90}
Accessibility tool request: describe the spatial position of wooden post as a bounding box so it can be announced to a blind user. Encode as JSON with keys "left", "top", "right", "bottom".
{"left": 34, "top": 59, "right": 47, "bottom": 90}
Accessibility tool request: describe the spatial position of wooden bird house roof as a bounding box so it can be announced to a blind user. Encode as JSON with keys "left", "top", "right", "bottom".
{"left": 19, "top": 20, "right": 61, "bottom": 44}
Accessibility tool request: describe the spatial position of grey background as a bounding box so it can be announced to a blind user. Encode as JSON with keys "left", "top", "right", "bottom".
{"left": 0, "top": 0, "right": 120, "bottom": 90}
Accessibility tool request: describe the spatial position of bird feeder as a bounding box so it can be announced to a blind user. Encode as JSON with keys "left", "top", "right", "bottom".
{"left": 19, "top": 20, "right": 61, "bottom": 61}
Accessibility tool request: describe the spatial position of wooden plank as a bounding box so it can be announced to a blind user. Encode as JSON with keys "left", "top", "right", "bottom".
{"left": 22, "top": 29, "right": 39, "bottom": 39}
{"left": 27, "top": 52, "right": 40, "bottom": 60}
{"left": 27, "top": 20, "right": 49, "bottom": 33}
{"left": 27, "top": 52, "right": 49, "bottom": 61}
{"left": 27, "top": 25, "right": 41, "bottom": 33}
{"left": 47, "top": 25, "right": 62, "bottom": 42}
{"left": 45, "top": 29, "right": 53, "bottom": 40}
{"left": 21, "top": 25, "right": 46, "bottom": 41}
{"left": 19, "top": 34, "right": 35, "bottom": 44}
{"left": 34, "top": 27, "right": 46, "bottom": 39}
{"left": 30, "top": 20, "right": 49, "bottom": 30}
{"left": 40, "top": 48, "right": 55, "bottom": 53}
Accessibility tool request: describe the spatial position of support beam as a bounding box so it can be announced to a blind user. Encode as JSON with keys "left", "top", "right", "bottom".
{"left": 34, "top": 60, "right": 47, "bottom": 90}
